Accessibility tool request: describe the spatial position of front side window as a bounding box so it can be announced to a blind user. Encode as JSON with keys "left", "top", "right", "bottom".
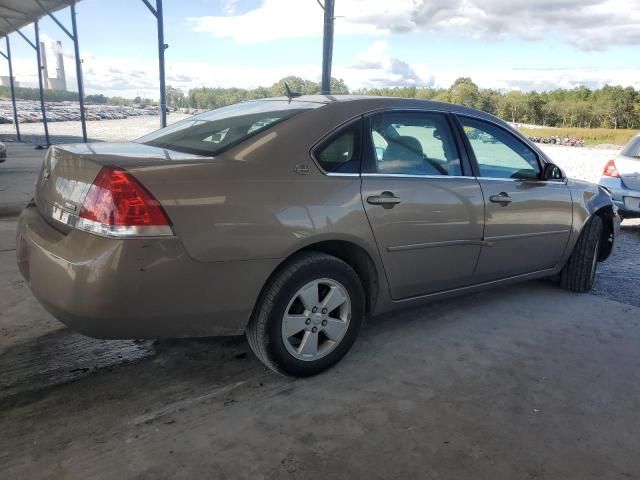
{"left": 366, "top": 112, "right": 462, "bottom": 176}
{"left": 314, "top": 123, "right": 361, "bottom": 174}
{"left": 137, "top": 100, "right": 321, "bottom": 156}
{"left": 459, "top": 116, "right": 541, "bottom": 180}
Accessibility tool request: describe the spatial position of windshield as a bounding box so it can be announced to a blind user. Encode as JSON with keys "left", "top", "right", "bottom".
{"left": 621, "top": 136, "right": 640, "bottom": 158}
{"left": 137, "top": 100, "right": 322, "bottom": 156}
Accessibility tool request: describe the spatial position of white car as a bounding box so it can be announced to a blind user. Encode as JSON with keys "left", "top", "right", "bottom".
{"left": 599, "top": 134, "right": 640, "bottom": 220}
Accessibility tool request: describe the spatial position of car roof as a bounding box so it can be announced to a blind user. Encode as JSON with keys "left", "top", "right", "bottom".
{"left": 260, "top": 95, "right": 504, "bottom": 125}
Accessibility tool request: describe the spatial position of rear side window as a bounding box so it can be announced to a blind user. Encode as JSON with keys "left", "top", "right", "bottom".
{"left": 621, "top": 136, "right": 640, "bottom": 158}
{"left": 137, "top": 100, "right": 321, "bottom": 156}
{"left": 365, "top": 111, "right": 463, "bottom": 176}
{"left": 458, "top": 116, "right": 541, "bottom": 180}
{"left": 314, "top": 123, "right": 361, "bottom": 174}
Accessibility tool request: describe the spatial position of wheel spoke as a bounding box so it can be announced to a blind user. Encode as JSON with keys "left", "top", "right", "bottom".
{"left": 297, "top": 330, "right": 319, "bottom": 356}
{"left": 284, "top": 314, "right": 308, "bottom": 338}
{"left": 321, "top": 285, "right": 347, "bottom": 313}
{"left": 322, "top": 318, "right": 348, "bottom": 342}
{"left": 297, "top": 282, "right": 319, "bottom": 311}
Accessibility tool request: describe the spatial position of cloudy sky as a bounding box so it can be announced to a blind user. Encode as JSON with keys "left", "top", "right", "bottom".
{"left": 2, "top": 0, "right": 639, "bottom": 99}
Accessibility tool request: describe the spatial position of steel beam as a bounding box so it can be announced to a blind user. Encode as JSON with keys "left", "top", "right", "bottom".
{"left": 7, "top": 19, "right": 48, "bottom": 145}
{"left": 70, "top": 2, "right": 87, "bottom": 141}
{"left": 155, "top": 0, "right": 167, "bottom": 127}
{"left": 4, "top": 36, "right": 21, "bottom": 141}
{"left": 320, "top": 0, "right": 335, "bottom": 95}
{"left": 141, "top": 0, "right": 167, "bottom": 128}
{"left": 34, "top": 0, "right": 74, "bottom": 40}
{"left": 6, "top": 19, "right": 37, "bottom": 49}
{"left": 34, "top": 20, "right": 50, "bottom": 146}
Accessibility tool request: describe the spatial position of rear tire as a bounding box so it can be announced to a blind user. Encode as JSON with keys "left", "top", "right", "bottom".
{"left": 560, "top": 215, "right": 603, "bottom": 293}
{"left": 246, "top": 252, "right": 365, "bottom": 377}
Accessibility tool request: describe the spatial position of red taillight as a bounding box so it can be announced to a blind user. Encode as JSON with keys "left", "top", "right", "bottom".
{"left": 78, "top": 166, "right": 172, "bottom": 237}
{"left": 602, "top": 159, "right": 619, "bottom": 178}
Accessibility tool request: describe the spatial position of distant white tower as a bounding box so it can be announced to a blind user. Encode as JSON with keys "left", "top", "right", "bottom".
{"left": 39, "top": 40, "right": 67, "bottom": 91}
{"left": 39, "top": 41, "right": 49, "bottom": 88}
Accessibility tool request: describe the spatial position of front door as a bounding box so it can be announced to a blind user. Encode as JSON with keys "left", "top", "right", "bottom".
{"left": 456, "top": 115, "right": 573, "bottom": 281}
{"left": 361, "top": 111, "right": 485, "bottom": 300}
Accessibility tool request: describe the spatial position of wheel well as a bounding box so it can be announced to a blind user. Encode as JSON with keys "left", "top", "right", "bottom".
{"left": 594, "top": 206, "right": 615, "bottom": 261}
{"left": 299, "top": 241, "right": 379, "bottom": 315}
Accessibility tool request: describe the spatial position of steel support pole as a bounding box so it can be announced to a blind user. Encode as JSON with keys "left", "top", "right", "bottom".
{"left": 142, "top": 0, "right": 167, "bottom": 128}
{"left": 321, "top": 0, "right": 335, "bottom": 95}
{"left": 70, "top": 2, "right": 87, "bottom": 142}
{"left": 5, "top": 36, "right": 20, "bottom": 141}
{"left": 34, "top": 20, "right": 50, "bottom": 146}
{"left": 156, "top": 0, "right": 167, "bottom": 127}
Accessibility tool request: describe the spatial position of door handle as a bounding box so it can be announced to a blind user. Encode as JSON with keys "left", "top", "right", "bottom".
{"left": 367, "top": 191, "right": 401, "bottom": 209}
{"left": 489, "top": 192, "right": 512, "bottom": 206}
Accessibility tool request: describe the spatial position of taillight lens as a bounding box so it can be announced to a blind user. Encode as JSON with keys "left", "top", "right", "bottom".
{"left": 602, "top": 159, "right": 619, "bottom": 178}
{"left": 78, "top": 166, "right": 173, "bottom": 237}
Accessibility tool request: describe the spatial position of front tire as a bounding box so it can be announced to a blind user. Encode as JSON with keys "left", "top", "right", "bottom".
{"left": 246, "top": 252, "right": 365, "bottom": 377}
{"left": 560, "top": 215, "right": 603, "bottom": 293}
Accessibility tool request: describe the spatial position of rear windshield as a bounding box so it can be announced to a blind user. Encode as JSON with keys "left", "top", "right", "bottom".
{"left": 621, "top": 136, "right": 640, "bottom": 158}
{"left": 137, "top": 100, "right": 322, "bottom": 156}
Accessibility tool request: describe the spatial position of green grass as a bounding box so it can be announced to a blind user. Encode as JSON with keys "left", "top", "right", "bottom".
{"left": 518, "top": 127, "right": 639, "bottom": 146}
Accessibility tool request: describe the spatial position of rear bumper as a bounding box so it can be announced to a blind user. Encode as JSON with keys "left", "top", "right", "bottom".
{"left": 16, "top": 203, "right": 280, "bottom": 339}
{"left": 598, "top": 176, "right": 640, "bottom": 218}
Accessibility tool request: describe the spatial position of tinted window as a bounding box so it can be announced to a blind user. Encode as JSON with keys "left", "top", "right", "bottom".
{"left": 459, "top": 117, "right": 540, "bottom": 180}
{"left": 621, "top": 136, "right": 640, "bottom": 158}
{"left": 314, "top": 124, "right": 361, "bottom": 173}
{"left": 366, "top": 112, "right": 462, "bottom": 176}
{"left": 137, "top": 100, "right": 321, "bottom": 156}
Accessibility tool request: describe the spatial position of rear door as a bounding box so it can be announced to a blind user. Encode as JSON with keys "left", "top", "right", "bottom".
{"left": 360, "top": 110, "right": 485, "bottom": 300}
{"left": 455, "top": 115, "right": 573, "bottom": 281}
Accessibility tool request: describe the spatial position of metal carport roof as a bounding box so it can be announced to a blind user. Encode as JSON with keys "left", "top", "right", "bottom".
{"left": 0, "top": 1, "right": 75, "bottom": 37}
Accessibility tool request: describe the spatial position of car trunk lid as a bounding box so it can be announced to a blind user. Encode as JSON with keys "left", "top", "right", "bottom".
{"left": 616, "top": 155, "right": 640, "bottom": 191}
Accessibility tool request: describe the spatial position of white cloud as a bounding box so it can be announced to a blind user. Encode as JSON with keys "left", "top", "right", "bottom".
{"left": 346, "top": 40, "right": 433, "bottom": 87}
{"left": 189, "top": 0, "right": 640, "bottom": 50}
{"left": 1, "top": 37, "right": 638, "bottom": 98}
{"left": 2, "top": 49, "right": 639, "bottom": 99}
{"left": 187, "top": 0, "right": 382, "bottom": 43}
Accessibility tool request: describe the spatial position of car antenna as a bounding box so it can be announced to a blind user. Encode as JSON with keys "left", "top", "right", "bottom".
{"left": 284, "top": 82, "right": 302, "bottom": 100}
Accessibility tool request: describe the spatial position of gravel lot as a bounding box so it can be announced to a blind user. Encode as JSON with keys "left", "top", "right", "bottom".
{"left": 0, "top": 113, "right": 190, "bottom": 145}
{"left": 538, "top": 143, "right": 622, "bottom": 184}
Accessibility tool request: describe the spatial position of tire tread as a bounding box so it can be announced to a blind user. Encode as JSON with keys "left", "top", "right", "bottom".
{"left": 560, "top": 215, "right": 603, "bottom": 293}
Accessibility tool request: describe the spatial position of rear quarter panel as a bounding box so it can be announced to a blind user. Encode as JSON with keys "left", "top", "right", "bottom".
{"left": 130, "top": 104, "right": 382, "bottom": 266}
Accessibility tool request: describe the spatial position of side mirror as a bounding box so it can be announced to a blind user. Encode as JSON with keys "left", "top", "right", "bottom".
{"left": 541, "top": 163, "right": 564, "bottom": 181}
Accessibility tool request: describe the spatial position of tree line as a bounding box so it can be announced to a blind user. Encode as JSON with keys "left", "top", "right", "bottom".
{"left": 3, "top": 76, "right": 639, "bottom": 129}
{"left": 167, "top": 76, "right": 640, "bottom": 130}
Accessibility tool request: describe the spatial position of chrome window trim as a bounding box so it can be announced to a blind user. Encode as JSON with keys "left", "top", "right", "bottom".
{"left": 325, "top": 172, "right": 361, "bottom": 177}
{"left": 361, "top": 173, "right": 473, "bottom": 180}
{"left": 479, "top": 176, "right": 569, "bottom": 185}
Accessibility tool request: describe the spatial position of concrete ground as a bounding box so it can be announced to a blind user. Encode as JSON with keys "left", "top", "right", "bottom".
{"left": 1, "top": 143, "right": 640, "bottom": 479}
